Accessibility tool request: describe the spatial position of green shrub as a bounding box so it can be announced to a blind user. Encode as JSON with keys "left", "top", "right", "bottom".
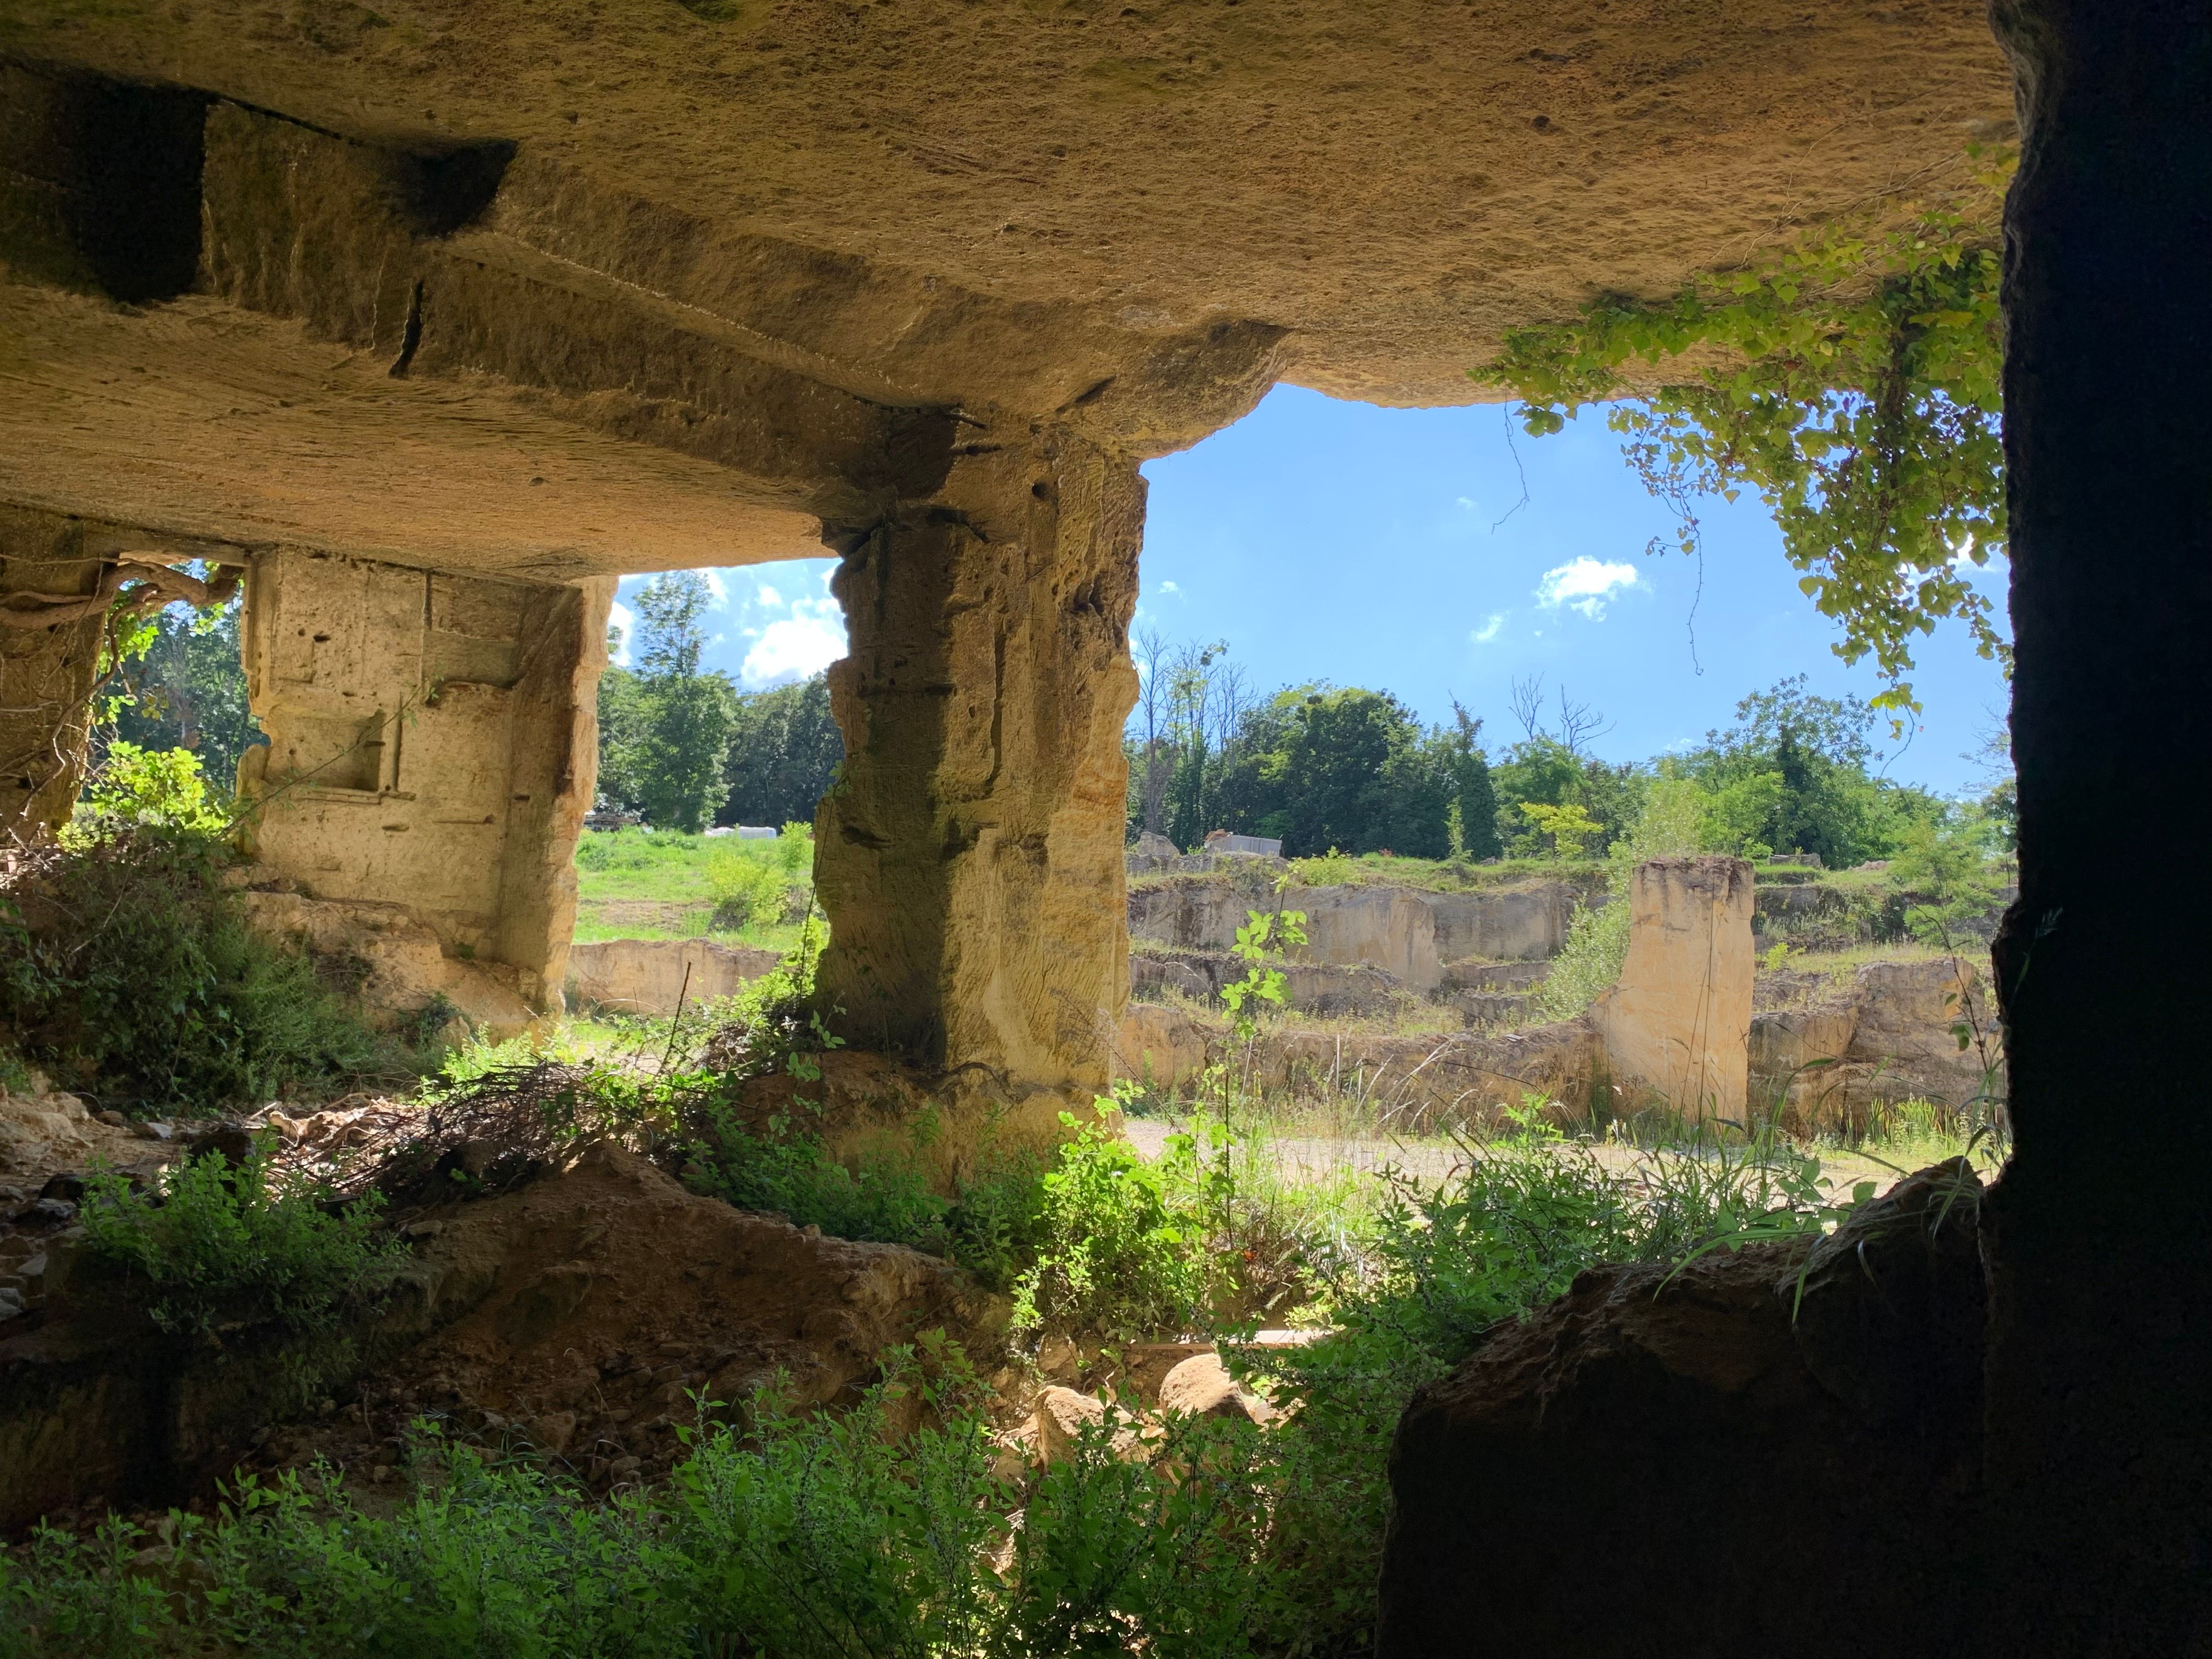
{"left": 0, "top": 827, "right": 416, "bottom": 1112}
{"left": 706, "top": 849, "right": 789, "bottom": 930}
{"left": 69, "top": 741, "right": 230, "bottom": 840}
{"left": 1535, "top": 777, "right": 1705, "bottom": 1021}
{"left": 78, "top": 1151, "right": 409, "bottom": 1339}
{"left": 1011, "top": 1113, "right": 1215, "bottom": 1341}
{"left": 1235, "top": 1122, "right": 1854, "bottom": 1653}
{"left": 0, "top": 1359, "right": 1275, "bottom": 1659}
{"left": 687, "top": 1101, "right": 951, "bottom": 1246}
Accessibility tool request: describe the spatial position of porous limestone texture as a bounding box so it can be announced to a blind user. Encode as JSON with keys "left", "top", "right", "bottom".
{"left": 1128, "top": 877, "right": 1581, "bottom": 989}
{"left": 813, "top": 428, "right": 1141, "bottom": 1130}
{"left": 1750, "top": 956, "right": 2003, "bottom": 1130}
{"left": 1128, "top": 881, "right": 1444, "bottom": 991}
{"left": 0, "top": 5, "right": 2010, "bottom": 442}
{"left": 1589, "top": 857, "right": 1755, "bottom": 1120}
{"left": 234, "top": 549, "right": 612, "bottom": 1012}
{"left": 1110, "top": 1002, "right": 1210, "bottom": 1093}
{"left": 235, "top": 889, "right": 539, "bottom": 1042}
{"left": 1424, "top": 884, "right": 1578, "bottom": 963}
{"left": 566, "top": 938, "right": 781, "bottom": 1019}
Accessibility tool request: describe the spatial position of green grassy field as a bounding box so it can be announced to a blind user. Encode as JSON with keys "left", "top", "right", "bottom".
{"left": 573, "top": 827, "right": 814, "bottom": 953}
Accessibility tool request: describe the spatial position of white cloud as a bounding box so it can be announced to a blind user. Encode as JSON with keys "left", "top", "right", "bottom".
{"left": 1534, "top": 556, "right": 1643, "bottom": 619}
{"left": 754, "top": 582, "right": 783, "bottom": 608}
{"left": 1470, "top": 612, "right": 1507, "bottom": 645}
{"left": 1457, "top": 495, "right": 1477, "bottom": 511}
{"left": 1158, "top": 579, "right": 1180, "bottom": 595}
{"left": 606, "top": 600, "right": 635, "bottom": 667}
{"left": 741, "top": 597, "right": 847, "bottom": 687}
{"left": 699, "top": 569, "right": 730, "bottom": 608}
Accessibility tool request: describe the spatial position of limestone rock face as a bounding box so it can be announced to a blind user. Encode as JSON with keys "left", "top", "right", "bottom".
{"left": 1128, "top": 882, "right": 1446, "bottom": 991}
{"left": 566, "top": 939, "right": 781, "bottom": 1019}
{"left": 812, "top": 428, "right": 1141, "bottom": 1132}
{"left": 1590, "top": 857, "right": 1755, "bottom": 1120}
{"left": 236, "top": 890, "right": 539, "bottom": 1041}
{"left": 1424, "top": 883, "right": 1577, "bottom": 964}
{"left": 234, "top": 549, "right": 611, "bottom": 1013}
{"left": 1749, "top": 956, "right": 2004, "bottom": 1129}
{"left": 1110, "top": 1003, "right": 1211, "bottom": 1092}
{"left": 0, "top": 507, "right": 110, "bottom": 844}
{"left": 1378, "top": 1163, "right": 1987, "bottom": 1657}
{"left": 1130, "top": 948, "right": 1403, "bottom": 1018}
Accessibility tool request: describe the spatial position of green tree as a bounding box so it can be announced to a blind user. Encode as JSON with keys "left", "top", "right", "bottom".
{"left": 721, "top": 672, "right": 844, "bottom": 827}
{"left": 625, "top": 573, "right": 739, "bottom": 833}
{"left": 1488, "top": 164, "right": 2013, "bottom": 713}
{"left": 594, "top": 661, "right": 650, "bottom": 814}
{"left": 1276, "top": 687, "right": 1422, "bottom": 856}
{"left": 1442, "top": 702, "right": 1503, "bottom": 861}
{"left": 107, "top": 599, "right": 262, "bottom": 795}
{"left": 1675, "top": 675, "right": 1940, "bottom": 867}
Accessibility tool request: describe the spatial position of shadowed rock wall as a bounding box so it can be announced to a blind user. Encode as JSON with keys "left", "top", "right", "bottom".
{"left": 1378, "top": 1165, "right": 1988, "bottom": 1658}
{"left": 567, "top": 938, "right": 781, "bottom": 1019}
{"left": 0, "top": 509, "right": 106, "bottom": 844}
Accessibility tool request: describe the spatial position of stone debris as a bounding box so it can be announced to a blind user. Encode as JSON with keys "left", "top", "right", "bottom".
{"left": 1158, "top": 1352, "right": 1274, "bottom": 1425}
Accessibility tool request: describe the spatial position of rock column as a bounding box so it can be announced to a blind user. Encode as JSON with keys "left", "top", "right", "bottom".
{"left": 237, "top": 549, "right": 612, "bottom": 1015}
{"left": 814, "top": 425, "right": 1141, "bottom": 1130}
{"left": 0, "top": 507, "right": 105, "bottom": 845}
{"left": 1590, "top": 857, "right": 1754, "bottom": 1121}
{"left": 1982, "top": 2, "right": 2212, "bottom": 1644}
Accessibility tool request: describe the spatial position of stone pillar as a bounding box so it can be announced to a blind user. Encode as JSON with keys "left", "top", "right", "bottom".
{"left": 814, "top": 425, "right": 1141, "bottom": 1128}
{"left": 1590, "top": 857, "right": 1754, "bottom": 1121}
{"left": 0, "top": 507, "right": 105, "bottom": 845}
{"left": 236, "top": 549, "right": 612, "bottom": 1015}
{"left": 1982, "top": 3, "right": 2212, "bottom": 1644}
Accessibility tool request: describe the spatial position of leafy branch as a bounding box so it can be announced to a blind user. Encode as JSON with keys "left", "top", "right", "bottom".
{"left": 1483, "top": 149, "right": 2015, "bottom": 713}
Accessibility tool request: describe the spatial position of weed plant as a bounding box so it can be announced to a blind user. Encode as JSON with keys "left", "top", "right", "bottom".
{"left": 0, "top": 1358, "right": 1274, "bottom": 1659}
{"left": 1231, "top": 1113, "right": 1852, "bottom": 1652}
{"left": 77, "top": 1151, "right": 409, "bottom": 1340}
{"left": 0, "top": 757, "right": 422, "bottom": 1111}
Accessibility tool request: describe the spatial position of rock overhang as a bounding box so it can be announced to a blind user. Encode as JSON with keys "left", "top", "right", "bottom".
{"left": 0, "top": 1, "right": 2013, "bottom": 573}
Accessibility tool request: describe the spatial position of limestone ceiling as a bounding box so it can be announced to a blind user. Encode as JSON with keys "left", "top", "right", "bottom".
{"left": 0, "top": 284, "right": 826, "bottom": 578}
{"left": 8, "top": 0, "right": 2013, "bottom": 408}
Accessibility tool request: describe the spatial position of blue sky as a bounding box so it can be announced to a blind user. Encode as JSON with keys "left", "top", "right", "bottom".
{"left": 618, "top": 384, "right": 2011, "bottom": 796}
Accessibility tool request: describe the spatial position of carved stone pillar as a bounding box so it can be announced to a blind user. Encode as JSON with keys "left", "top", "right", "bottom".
{"left": 0, "top": 507, "right": 105, "bottom": 845}
{"left": 814, "top": 425, "right": 1141, "bottom": 1124}
{"left": 236, "top": 549, "right": 612, "bottom": 1015}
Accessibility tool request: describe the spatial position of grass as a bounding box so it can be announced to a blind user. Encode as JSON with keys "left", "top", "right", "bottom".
{"left": 573, "top": 827, "right": 814, "bottom": 952}
{"left": 2, "top": 1064, "right": 1878, "bottom": 1658}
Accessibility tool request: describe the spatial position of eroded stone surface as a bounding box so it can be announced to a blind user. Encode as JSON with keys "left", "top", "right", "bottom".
{"left": 235, "top": 549, "right": 610, "bottom": 1011}
{"left": 1590, "top": 857, "right": 1754, "bottom": 1120}
{"left": 0, "top": 507, "right": 109, "bottom": 844}
{"left": 1750, "top": 955, "right": 2003, "bottom": 1128}
{"left": 1378, "top": 1163, "right": 1987, "bottom": 1657}
{"left": 0, "top": 3, "right": 2011, "bottom": 425}
{"left": 566, "top": 938, "right": 781, "bottom": 1019}
{"left": 814, "top": 425, "right": 1140, "bottom": 1124}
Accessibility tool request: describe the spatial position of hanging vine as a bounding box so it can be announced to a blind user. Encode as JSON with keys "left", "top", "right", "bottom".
{"left": 1483, "top": 151, "right": 2014, "bottom": 713}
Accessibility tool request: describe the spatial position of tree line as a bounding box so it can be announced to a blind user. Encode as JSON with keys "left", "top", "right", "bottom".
{"left": 1128, "top": 627, "right": 1993, "bottom": 867}
{"left": 98, "top": 580, "right": 1991, "bottom": 871}
{"left": 595, "top": 572, "right": 843, "bottom": 833}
